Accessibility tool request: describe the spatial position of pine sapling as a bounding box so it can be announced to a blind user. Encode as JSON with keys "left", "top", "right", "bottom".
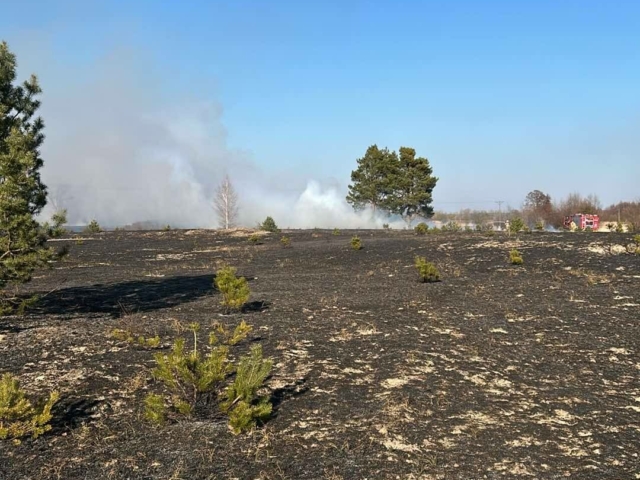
{"left": 509, "top": 249, "right": 523, "bottom": 265}
{"left": 215, "top": 266, "right": 250, "bottom": 311}
{"left": 414, "top": 256, "right": 440, "bottom": 283}
{"left": 414, "top": 222, "right": 429, "bottom": 235}
{"left": 0, "top": 373, "right": 59, "bottom": 443}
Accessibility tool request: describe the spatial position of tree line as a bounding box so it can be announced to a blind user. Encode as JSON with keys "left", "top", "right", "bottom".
{"left": 433, "top": 190, "right": 640, "bottom": 230}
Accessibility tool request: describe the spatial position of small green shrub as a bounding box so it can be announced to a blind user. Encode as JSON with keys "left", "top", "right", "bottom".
{"left": 0, "top": 373, "right": 59, "bottom": 443}
{"left": 350, "top": 235, "right": 362, "bottom": 250}
{"left": 464, "top": 226, "right": 473, "bottom": 233}
{"left": 248, "top": 233, "right": 262, "bottom": 245}
{"left": 332, "top": 228, "right": 340, "bottom": 235}
{"left": 615, "top": 222, "right": 624, "bottom": 233}
{"left": 215, "top": 266, "right": 250, "bottom": 311}
{"left": 535, "top": 220, "right": 544, "bottom": 231}
{"left": 222, "top": 344, "right": 273, "bottom": 434}
{"left": 441, "top": 221, "right": 462, "bottom": 233}
{"left": 414, "top": 222, "right": 429, "bottom": 235}
{"left": 259, "top": 216, "right": 279, "bottom": 233}
{"left": 145, "top": 322, "right": 272, "bottom": 434}
{"left": 382, "top": 223, "right": 390, "bottom": 230}
{"left": 508, "top": 218, "right": 525, "bottom": 234}
{"left": 84, "top": 220, "right": 102, "bottom": 233}
{"left": 143, "top": 393, "right": 166, "bottom": 424}
{"left": 414, "top": 256, "right": 440, "bottom": 283}
{"left": 509, "top": 249, "right": 523, "bottom": 265}
{"left": 633, "top": 234, "right": 640, "bottom": 254}
{"left": 280, "top": 236, "right": 291, "bottom": 248}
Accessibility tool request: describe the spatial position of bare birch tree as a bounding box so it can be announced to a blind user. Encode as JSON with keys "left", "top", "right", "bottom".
{"left": 214, "top": 175, "right": 239, "bottom": 229}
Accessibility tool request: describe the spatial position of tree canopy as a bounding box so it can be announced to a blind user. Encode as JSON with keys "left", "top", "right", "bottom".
{"left": 0, "top": 41, "right": 65, "bottom": 312}
{"left": 522, "top": 190, "right": 553, "bottom": 225}
{"left": 346, "top": 145, "right": 437, "bottom": 225}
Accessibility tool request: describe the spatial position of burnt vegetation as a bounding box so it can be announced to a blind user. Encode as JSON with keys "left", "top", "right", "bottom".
{"left": 1, "top": 228, "right": 638, "bottom": 479}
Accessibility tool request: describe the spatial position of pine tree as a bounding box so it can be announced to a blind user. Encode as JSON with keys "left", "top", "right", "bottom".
{"left": 0, "top": 41, "right": 66, "bottom": 313}
{"left": 386, "top": 147, "right": 438, "bottom": 226}
{"left": 346, "top": 145, "right": 398, "bottom": 213}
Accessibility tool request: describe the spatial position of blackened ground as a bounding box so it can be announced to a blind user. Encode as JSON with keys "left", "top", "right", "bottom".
{"left": 0, "top": 229, "right": 638, "bottom": 479}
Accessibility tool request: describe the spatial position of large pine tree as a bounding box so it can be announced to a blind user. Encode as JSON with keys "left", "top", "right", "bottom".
{"left": 346, "top": 145, "right": 398, "bottom": 213}
{"left": 347, "top": 145, "right": 437, "bottom": 225}
{"left": 0, "top": 41, "right": 65, "bottom": 312}
{"left": 387, "top": 147, "right": 438, "bottom": 226}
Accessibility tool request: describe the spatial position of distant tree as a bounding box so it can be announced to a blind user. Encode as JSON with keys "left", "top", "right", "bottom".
{"left": 523, "top": 190, "right": 552, "bottom": 226}
{"left": 214, "top": 175, "right": 239, "bottom": 230}
{"left": 551, "top": 193, "right": 602, "bottom": 228}
{"left": 600, "top": 201, "right": 640, "bottom": 228}
{"left": 84, "top": 220, "right": 102, "bottom": 233}
{"left": 259, "top": 216, "right": 279, "bottom": 233}
{"left": 386, "top": 147, "right": 438, "bottom": 226}
{"left": 346, "top": 145, "right": 397, "bottom": 213}
{"left": 0, "top": 41, "right": 66, "bottom": 313}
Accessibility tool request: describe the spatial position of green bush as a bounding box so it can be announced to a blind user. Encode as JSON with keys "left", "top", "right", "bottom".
{"left": 248, "top": 233, "right": 262, "bottom": 245}
{"left": 441, "top": 221, "right": 462, "bottom": 233}
{"left": 145, "top": 322, "right": 272, "bottom": 434}
{"left": 535, "top": 220, "right": 544, "bottom": 231}
{"left": 350, "top": 235, "right": 362, "bottom": 250}
{"left": 332, "top": 228, "right": 341, "bottom": 235}
{"left": 215, "top": 266, "right": 250, "bottom": 311}
{"left": 222, "top": 344, "right": 273, "bottom": 434}
{"left": 615, "top": 222, "right": 624, "bottom": 233}
{"left": 509, "top": 218, "right": 525, "bottom": 234}
{"left": 0, "top": 373, "right": 59, "bottom": 443}
{"left": 509, "top": 249, "right": 523, "bottom": 265}
{"left": 414, "top": 256, "right": 440, "bottom": 283}
{"left": 259, "top": 216, "right": 279, "bottom": 233}
{"left": 382, "top": 223, "right": 390, "bottom": 230}
{"left": 84, "top": 220, "right": 102, "bottom": 233}
{"left": 414, "top": 222, "right": 429, "bottom": 235}
{"left": 280, "top": 236, "right": 291, "bottom": 248}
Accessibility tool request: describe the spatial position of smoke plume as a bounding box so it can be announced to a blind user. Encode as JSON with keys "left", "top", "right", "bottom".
{"left": 36, "top": 49, "right": 390, "bottom": 229}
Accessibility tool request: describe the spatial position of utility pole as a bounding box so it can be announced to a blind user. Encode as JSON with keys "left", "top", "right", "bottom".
{"left": 496, "top": 200, "right": 504, "bottom": 227}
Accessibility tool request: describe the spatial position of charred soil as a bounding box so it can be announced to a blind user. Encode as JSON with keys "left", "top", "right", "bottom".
{"left": 1, "top": 229, "right": 638, "bottom": 479}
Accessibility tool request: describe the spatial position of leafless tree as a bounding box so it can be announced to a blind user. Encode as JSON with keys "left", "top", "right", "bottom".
{"left": 48, "top": 184, "right": 74, "bottom": 214}
{"left": 213, "top": 175, "right": 239, "bottom": 229}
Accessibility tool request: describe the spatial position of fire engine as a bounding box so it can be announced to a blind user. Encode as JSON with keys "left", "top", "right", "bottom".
{"left": 563, "top": 213, "right": 600, "bottom": 231}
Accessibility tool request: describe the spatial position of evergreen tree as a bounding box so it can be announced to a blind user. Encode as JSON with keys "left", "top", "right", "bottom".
{"left": 0, "top": 41, "right": 66, "bottom": 313}
{"left": 386, "top": 147, "right": 438, "bottom": 226}
{"left": 346, "top": 145, "right": 398, "bottom": 213}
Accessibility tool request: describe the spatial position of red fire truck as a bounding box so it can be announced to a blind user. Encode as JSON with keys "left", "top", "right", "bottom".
{"left": 563, "top": 213, "right": 600, "bottom": 231}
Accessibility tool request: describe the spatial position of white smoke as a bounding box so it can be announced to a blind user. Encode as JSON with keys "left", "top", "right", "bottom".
{"left": 35, "top": 48, "right": 390, "bottom": 229}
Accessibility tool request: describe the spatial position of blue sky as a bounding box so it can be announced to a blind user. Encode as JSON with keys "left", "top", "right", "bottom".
{"left": 2, "top": 0, "right": 639, "bottom": 212}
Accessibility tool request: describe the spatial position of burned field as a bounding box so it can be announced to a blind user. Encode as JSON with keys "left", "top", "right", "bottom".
{"left": 1, "top": 229, "right": 639, "bottom": 479}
